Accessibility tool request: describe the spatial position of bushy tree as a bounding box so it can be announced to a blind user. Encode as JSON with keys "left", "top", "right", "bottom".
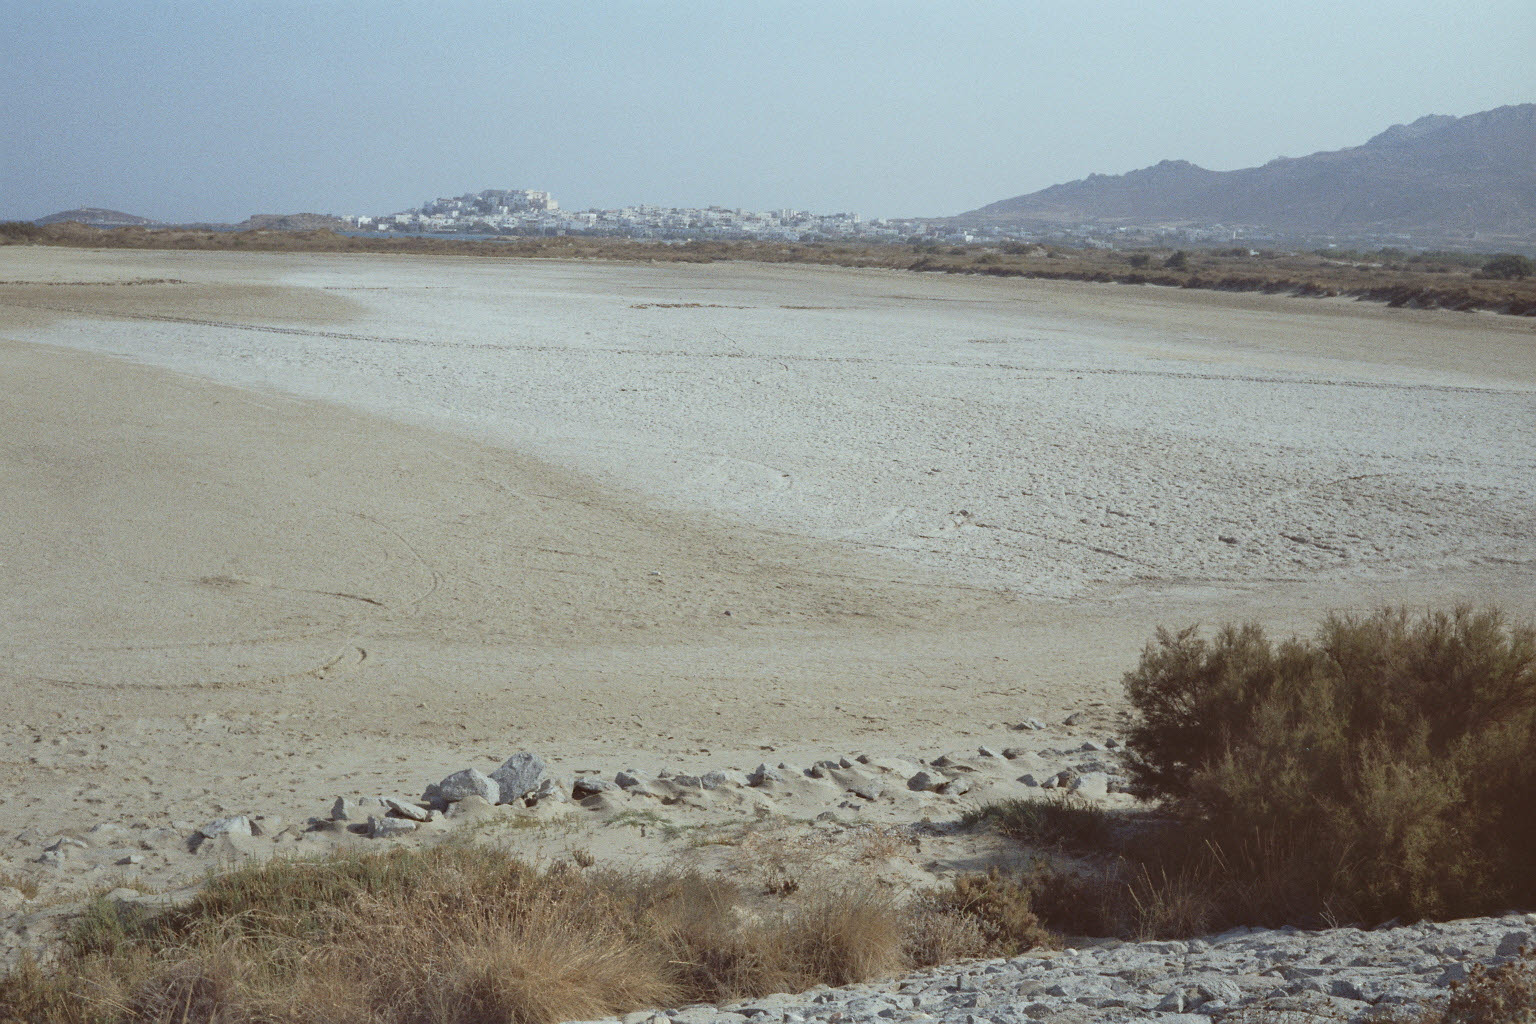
{"left": 1122, "top": 607, "right": 1536, "bottom": 921}
{"left": 1482, "top": 253, "right": 1533, "bottom": 279}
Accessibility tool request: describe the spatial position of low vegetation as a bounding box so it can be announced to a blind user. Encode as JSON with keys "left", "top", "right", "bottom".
{"left": 0, "top": 844, "right": 1043, "bottom": 1024}
{"left": 5, "top": 222, "right": 1534, "bottom": 315}
{"left": 969, "top": 606, "right": 1536, "bottom": 941}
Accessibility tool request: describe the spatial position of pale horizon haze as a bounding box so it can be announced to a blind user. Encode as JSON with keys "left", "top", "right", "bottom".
{"left": 3, "top": 0, "right": 1533, "bottom": 223}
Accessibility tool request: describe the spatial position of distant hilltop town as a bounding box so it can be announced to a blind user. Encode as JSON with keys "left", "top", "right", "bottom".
{"left": 341, "top": 188, "right": 928, "bottom": 243}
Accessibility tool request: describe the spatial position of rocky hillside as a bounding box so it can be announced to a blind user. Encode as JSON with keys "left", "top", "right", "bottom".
{"left": 32, "top": 207, "right": 153, "bottom": 227}
{"left": 958, "top": 103, "right": 1536, "bottom": 241}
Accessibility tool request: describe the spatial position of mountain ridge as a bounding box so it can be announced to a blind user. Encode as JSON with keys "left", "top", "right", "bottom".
{"left": 956, "top": 103, "right": 1536, "bottom": 242}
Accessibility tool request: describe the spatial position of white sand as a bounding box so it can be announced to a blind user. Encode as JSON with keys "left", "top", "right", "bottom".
{"left": 9, "top": 249, "right": 1533, "bottom": 600}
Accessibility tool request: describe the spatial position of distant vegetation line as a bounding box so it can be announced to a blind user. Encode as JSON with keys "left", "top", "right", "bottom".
{"left": 3, "top": 221, "right": 1534, "bottom": 317}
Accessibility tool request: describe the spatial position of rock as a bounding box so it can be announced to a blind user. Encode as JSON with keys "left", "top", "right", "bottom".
{"left": 748, "top": 764, "right": 788, "bottom": 786}
{"left": 1001, "top": 747, "right": 1029, "bottom": 759}
{"left": 572, "top": 777, "right": 616, "bottom": 799}
{"left": 433, "top": 768, "right": 500, "bottom": 805}
{"left": 1497, "top": 929, "right": 1534, "bottom": 957}
{"left": 1069, "top": 772, "right": 1110, "bottom": 799}
{"left": 1196, "top": 978, "right": 1241, "bottom": 1004}
{"left": 977, "top": 745, "right": 1001, "bottom": 758}
{"left": 369, "top": 816, "right": 418, "bottom": 839}
{"left": 1013, "top": 718, "right": 1046, "bottom": 731}
{"left": 1064, "top": 712, "right": 1085, "bottom": 726}
{"left": 907, "top": 771, "right": 944, "bottom": 792}
{"left": 701, "top": 770, "right": 748, "bottom": 790}
{"left": 198, "top": 816, "right": 253, "bottom": 839}
{"left": 615, "top": 770, "right": 648, "bottom": 789}
{"left": 490, "top": 751, "right": 546, "bottom": 803}
{"left": 1018, "top": 773, "right": 1043, "bottom": 787}
{"left": 383, "top": 797, "right": 433, "bottom": 822}
{"left": 116, "top": 854, "right": 145, "bottom": 866}
{"left": 670, "top": 774, "right": 703, "bottom": 788}
{"left": 939, "top": 776, "right": 974, "bottom": 796}
{"left": 847, "top": 780, "right": 885, "bottom": 801}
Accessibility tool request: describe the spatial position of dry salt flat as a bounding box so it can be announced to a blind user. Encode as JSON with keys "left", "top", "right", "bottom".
{"left": 8, "top": 248, "right": 1535, "bottom": 600}
{"left": 1, "top": 247, "right": 1534, "bottom": 1018}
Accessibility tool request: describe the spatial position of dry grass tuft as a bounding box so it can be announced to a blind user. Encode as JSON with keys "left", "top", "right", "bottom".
{"left": 0, "top": 843, "right": 937, "bottom": 1023}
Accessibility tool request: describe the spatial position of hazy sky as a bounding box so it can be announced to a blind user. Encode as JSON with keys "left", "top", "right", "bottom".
{"left": 4, "top": 1, "right": 1532, "bottom": 223}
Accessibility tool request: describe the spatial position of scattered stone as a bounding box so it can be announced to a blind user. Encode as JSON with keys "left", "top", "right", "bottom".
{"left": 615, "top": 770, "right": 648, "bottom": 789}
{"left": 939, "top": 776, "right": 974, "bottom": 796}
{"left": 383, "top": 797, "right": 433, "bottom": 822}
{"left": 701, "top": 769, "right": 748, "bottom": 790}
{"left": 432, "top": 768, "right": 500, "bottom": 806}
{"left": 197, "top": 816, "right": 253, "bottom": 840}
{"left": 748, "top": 763, "right": 788, "bottom": 786}
{"left": 368, "top": 816, "right": 417, "bottom": 839}
{"left": 572, "top": 777, "right": 617, "bottom": 799}
{"left": 977, "top": 745, "right": 1001, "bottom": 758}
{"left": 490, "top": 751, "right": 546, "bottom": 803}
{"left": 907, "top": 771, "right": 944, "bottom": 792}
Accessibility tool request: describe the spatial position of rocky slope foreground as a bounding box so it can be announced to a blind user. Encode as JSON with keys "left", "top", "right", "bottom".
{"left": 5, "top": 733, "right": 1531, "bottom": 1023}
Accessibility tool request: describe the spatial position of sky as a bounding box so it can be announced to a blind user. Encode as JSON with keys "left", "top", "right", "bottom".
{"left": 3, "top": 1, "right": 1533, "bottom": 223}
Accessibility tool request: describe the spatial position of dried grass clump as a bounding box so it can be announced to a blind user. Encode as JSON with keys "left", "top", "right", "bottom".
{"left": 0, "top": 844, "right": 925, "bottom": 1024}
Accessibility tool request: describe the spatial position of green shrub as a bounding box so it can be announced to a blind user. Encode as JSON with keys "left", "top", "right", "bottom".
{"left": 1482, "top": 253, "right": 1533, "bottom": 279}
{"left": 1122, "top": 606, "right": 1536, "bottom": 922}
{"left": 1163, "top": 250, "right": 1189, "bottom": 269}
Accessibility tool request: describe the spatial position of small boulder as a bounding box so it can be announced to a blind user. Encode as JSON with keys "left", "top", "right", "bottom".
{"left": 939, "top": 776, "right": 974, "bottom": 797}
{"left": 490, "top": 752, "right": 546, "bottom": 804}
{"left": 571, "top": 777, "right": 615, "bottom": 799}
{"left": 369, "top": 816, "right": 418, "bottom": 839}
{"left": 700, "top": 770, "right": 747, "bottom": 790}
{"left": 907, "top": 771, "right": 944, "bottom": 792}
{"left": 748, "top": 764, "right": 787, "bottom": 787}
{"left": 433, "top": 768, "right": 500, "bottom": 805}
{"left": 382, "top": 797, "right": 433, "bottom": 822}
{"left": 198, "top": 816, "right": 253, "bottom": 840}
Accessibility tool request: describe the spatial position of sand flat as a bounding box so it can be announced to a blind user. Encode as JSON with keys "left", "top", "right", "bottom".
{"left": 0, "top": 247, "right": 1532, "bottom": 855}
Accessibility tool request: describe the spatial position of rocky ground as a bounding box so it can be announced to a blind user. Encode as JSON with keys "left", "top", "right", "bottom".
{"left": 603, "top": 913, "right": 1536, "bottom": 1024}
{"left": 4, "top": 726, "right": 1530, "bottom": 1022}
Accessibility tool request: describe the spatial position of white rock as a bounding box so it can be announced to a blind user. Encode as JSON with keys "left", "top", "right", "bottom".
{"left": 369, "top": 816, "right": 418, "bottom": 838}
{"left": 433, "top": 768, "right": 500, "bottom": 805}
{"left": 490, "top": 751, "right": 546, "bottom": 803}
{"left": 383, "top": 797, "right": 433, "bottom": 822}
{"left": 198, "top": 816, "right": 253, "bottom": 839}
